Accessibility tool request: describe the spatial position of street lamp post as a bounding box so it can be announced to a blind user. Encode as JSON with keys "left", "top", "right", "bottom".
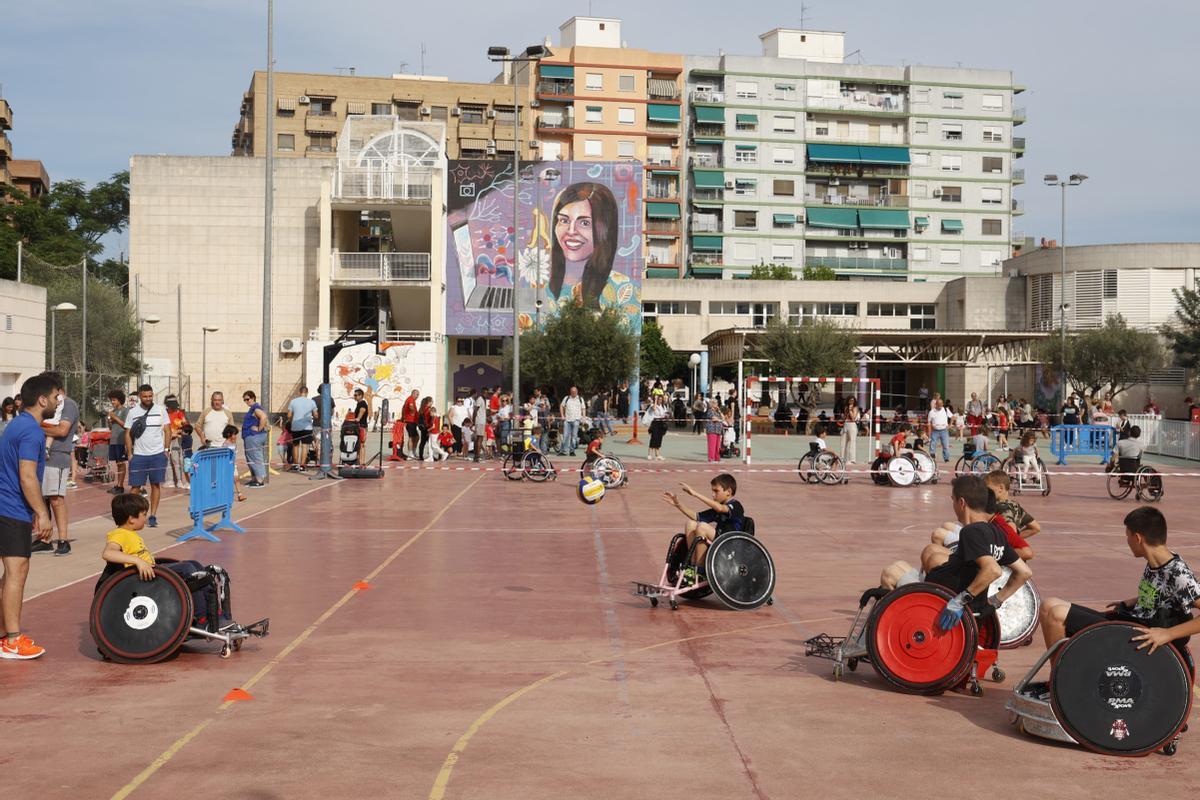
{"left": 689, "top": 353, "right": 702, "bottom": 401}
{"left": 202, "top": 326, "right": 220, "bottom": 406}
{"left": 488, "top": 43, "right": 551, "bottom": 411}
{"left": 1043, "top": 173, "right": 1088, "bottom": 411}
{"left": 138, "top": 314, "right": 161, "bottom": 386}
{"left": 50, "top": 302, "right": 77, "bottom": 371}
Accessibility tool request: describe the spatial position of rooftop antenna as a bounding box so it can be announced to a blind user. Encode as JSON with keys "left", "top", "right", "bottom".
{"left": 800, "top": 2, "right": 811, "bottom": 28}
{"left": 845, "top": 49, "right": 864, "bottom": 64}
{"left": 420, "top": 42, "right": 426, "bottom": 75}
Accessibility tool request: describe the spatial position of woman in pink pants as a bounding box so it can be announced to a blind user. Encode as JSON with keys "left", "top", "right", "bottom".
{"left": 704, "top": 399, "right": 724, "bottom": 462}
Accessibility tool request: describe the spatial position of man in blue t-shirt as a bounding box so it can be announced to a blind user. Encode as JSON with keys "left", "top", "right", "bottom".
{"left": 0, "top": 373, "right": 61, "bottom": 660}
{"left": 286, "top": 386, "right": 318, "bottom": 471}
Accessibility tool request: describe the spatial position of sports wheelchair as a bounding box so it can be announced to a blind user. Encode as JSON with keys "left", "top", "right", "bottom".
{"left": 1106, "top": 457, "right": 1163, "bottom": 502}
{"left": 585, "top": 455, "right": 627, "bottom": 489}
{"left": 1001, "top": 454, "right": 1051, "bottom": 496}
{"left": 90, "top": 561, "right": 268, "bottom": 664}
{"left": 632, "top": 518, "right": 775, "bottom": 611}
{"left": 502, "top": 444, "right": 557, "bottom": 482}
{"left": 952, "top": 441, "right": 1002, "bottom": 477}
{"left": 1008, "top": 621, "right": 1193, "bottom": 756}
{"left": 805, "top": 582, "right": 1003, "bottom": 695}
{"left": 797, "top": 441, "right": 847, "bottom": 485}
{"left": 869, "top": 447, "right": 937, "bottom": 488}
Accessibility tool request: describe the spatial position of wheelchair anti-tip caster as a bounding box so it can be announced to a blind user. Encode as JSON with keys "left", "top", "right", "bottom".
{"left": 847, "top": 658, "right": 859, "bottom": 672}
{"left": 968, "top": 679, "right": 983, "bottom": 696}
{"left": 1163, "top": 742, "right": 1178, "bottom": 756}
{"left": 767, "top": 597, "right": 774, "bottom": 606}
{"left": 649, "top": 597, "right": 659, "bottom": 608}
{"left": 991, "top": 667, "right": 1006, "bottom": 683}
{"left": 220, "top": 645, "right": 232, "bottom": 659}
{"left": 669, "top": 598, "right": 679, "bottom": 610}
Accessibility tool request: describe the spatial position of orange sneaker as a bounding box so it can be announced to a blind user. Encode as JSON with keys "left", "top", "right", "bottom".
{"left": 0, "top": 635, "right": 46, "bottom": 660}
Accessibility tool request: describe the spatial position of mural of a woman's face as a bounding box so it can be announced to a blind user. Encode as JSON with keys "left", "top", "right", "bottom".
{"left": 554, "top": 199, "right": 595, "bottom": 263}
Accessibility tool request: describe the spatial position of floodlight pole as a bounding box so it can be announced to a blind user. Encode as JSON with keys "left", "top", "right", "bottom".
{"left": 261, "top": 0, "right": 275, "bottom": 483}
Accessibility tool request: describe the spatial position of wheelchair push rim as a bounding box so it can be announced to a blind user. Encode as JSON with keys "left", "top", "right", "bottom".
{"left": 91, "top": 566, "right": 193, "bottom": 664}
{"left": 1050, "top": 621, "right": 1193, "bottom": 756}
{"left": 592, "top": 457, "right": 626, "bottom": 488}
{"left": 886, "top": 455, "right": 918, "bottom": 487}
{"left": 866, "top": 583, "right": 978, "bottom": 694}
{"left": 988, "top": 569, "right": 1041, "bottom": 649}
{"left": 910, "top": 451, "right": 936, "bottom": 484}
{"left": 703, "top": 533, "right": 775, "bottom": 610}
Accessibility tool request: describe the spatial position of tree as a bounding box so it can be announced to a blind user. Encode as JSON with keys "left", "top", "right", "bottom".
{"left": 748, "top": 262, "right": 796, "bottom": 280}
{"left": 1034, "top": 314, "right": 1165, "bottom": 399}
{"left": 503, "top": 301, "right": 637, "bottom": 400}
{"left": 753, "top": 318, "right": 858, "bottom": 416}
{"left": 802, "top": 263, "right": 837, "bottom": 281}
{"left": 639, "top": 320, "right": 687, "bottom": 382}
{"left": 1162, "top": 286, "right": 1200, "bottom": 369}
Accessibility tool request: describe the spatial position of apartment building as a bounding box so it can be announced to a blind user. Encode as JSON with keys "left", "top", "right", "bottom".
{"left": 0, "top": 91, "right": 10, "bottom": 186}
{"left": 682, "top": 29, "right": 1025, "bottom": 282}
{"left": 525, "top": 18, "right": 685, "bottom": 273}
{"left": 0, "top": 88, "right": 50, "bottom": 199}
{"left": 232, "top": 71, "right": 530, "bottom": 162}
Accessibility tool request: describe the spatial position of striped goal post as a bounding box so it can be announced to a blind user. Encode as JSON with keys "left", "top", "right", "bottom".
{"left": 742, "top": 376, "right": 882, "bottom": 465}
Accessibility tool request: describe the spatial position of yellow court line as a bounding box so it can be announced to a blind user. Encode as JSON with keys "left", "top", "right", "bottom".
{"left": 428, "top": 615, "right": 841, "bottom": 800}
{"left": 111, "top": 473, "right": 484, "bottom": 800}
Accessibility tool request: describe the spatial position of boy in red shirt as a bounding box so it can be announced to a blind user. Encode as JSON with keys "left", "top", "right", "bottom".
{"left": 582, "top": 431, "right": 607, "bottom": 469}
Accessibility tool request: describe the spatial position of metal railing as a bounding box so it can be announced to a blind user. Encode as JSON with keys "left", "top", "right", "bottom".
{"left": 1013, "top": 107, "right": 1026, "bottom": 122}
{"left": 1012, "top": 168, "right": 1025, "bottom": 182}
{"left": 691, "top": 123, "right": 725, "bottom": 137}
{"left": 1011, "top": 199, "right": 1025, "bottom": 213}
{"left": 306, "top": 109, "right": 337, "bottom": 117}
{"left": 331, "top": 251, "right": 432, "bottom": 282}
{"left": 309, "top": 329, "right": 444, "bottom": 343}
{"left": 689, "top": 153, "right": 723, "bottom": 168}
{"left": 645, "top": 219, "right": 680, "bottom": 233}
{"left": 691, "top": 187, "right": 724, "bottom": 201}
{"left": 1129, "top": 414, "right": 1200, "bottom": 462}
{"left": 807, "top": 95, "right": 907, "bottom": 113}
{"left": 536, "top": 81, "right": 574, "bottom": 96}
{"left": 804, "top": 256, "right": 907, "bottom": 272}
{"left": 645, "top": 156, "right": 677, "bottom": 169}
{"left": 647, "top": 185, "right": 678, "bottom": 199}
{"left": 805, "top": 194, "right": 909, "bottom": 208}
{"left": 691, "top": 252, "right": 724, "bottom": 265}
{"left": 536, "top": 116, "right": 574, "bottom": 130}
{"left": 806, "top": 162, "right": 909, "bottom": 178}
{"left": 1013, "top": 136, "right": 1026, "bottom": 149}
{"left": 690, "top": 90, "right": 725, "bottom": 103}
{"left": 332, "top": 166, "right": 433, "bottom": 201}
{"left": 690, "top": 217, "right": 722, "bottom": 233}
{"left": 646, "top": 119, "right": 680, "bottom": 131}
{"left": 1011, "top": 231, "right": 1025, "bottom": 245}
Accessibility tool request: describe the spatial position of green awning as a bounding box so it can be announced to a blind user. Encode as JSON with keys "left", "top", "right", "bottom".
{"left": 858, "top": 209, "right": 910, "bottom": 230}
{"left": 694, "top": 106, "right": 724, "bottom": 123}
{"left": 690, "top": 266, "right": 724, "bottom": 276}
{"left": 540, "top": 65, "right": 574, "bottom": 79}
{"left": 735, "top": 113, "right": 758, "bottom": 124}
{"left": 692, "top": 137, "right": 724, "bottom": 144}
{"left": 734, "top": 144, "right": 757, "bottom": 151}
{"left": 646, "top": 267, "right": 680, "bottom": 279}
{"left": 692, "top": 170, "right": 725, "bottom": 188}
{"left": 691, "top": 235, "right": 724, "bottom": 250}
{"left": 941, "top": 219, "right": 964, "bottom": 232}
{"left": 773, "top": 213, "right": 797, "bottom": 225}
{"left": 647, "top": 103, "right": 681, "bottom": 123}
{"left": 646, "top": 202, "right": 681, "bottom": 219}
{"left": 943, "top": 91, "right": 964, "bottom": 99}
{"left": 857, "top": 145, "right": 910, "bottom": 165}
{"left": 806, "top": 144, "right": 861, "bottom": 163}
{"left": 914, "top": 216, "right": 930, "bottom": 227}
{"left": 805, "top": 208, "right": 859, "bottom": 229}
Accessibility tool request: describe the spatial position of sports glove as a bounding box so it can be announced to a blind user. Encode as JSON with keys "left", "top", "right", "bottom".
{"left": 937, "top": 591, "right": 973, "bottom": 631}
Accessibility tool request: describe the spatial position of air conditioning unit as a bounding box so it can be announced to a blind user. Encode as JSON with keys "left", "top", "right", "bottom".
{"left": 486, "top": 109, "right": 497, "bottom": 119}
{"left": 932, "top": 188, "right": 943, "bottom": 197}
{"left": 451, "top": 107, "right": 462, "bottom": 116}
{"left": 724, "top": 180, "right": 735, "bottom": 189}
{"left": 828, "top": 178, "right": 840, "bottom": 186}
{"left": 530, "top": 99, "right": 540, "bottom": 108}
{"left": 529, "top": 140, "right": 540, "bottom": 149}
{"left": 298, "top": 95, "right": 311, "bottom": 105}
{"left": 419, "top": 106, "right": 431, "bottom": 115}
{"left": 279, "top": 337, "right": 304, "bottom": 354}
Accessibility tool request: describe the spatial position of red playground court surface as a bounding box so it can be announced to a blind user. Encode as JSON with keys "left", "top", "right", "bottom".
{"left": 8, "top": 463, "right": 1200, "bottom": 799}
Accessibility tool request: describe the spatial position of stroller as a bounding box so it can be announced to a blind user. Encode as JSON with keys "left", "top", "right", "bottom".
{"left": 719, "top": 421, "right": 740, "bottom": 459}
{"left": 339, "top": 420, "right": 362, "bottom": 466}
{"left": 84, "top": 429, "right": 115, "bottom": 484}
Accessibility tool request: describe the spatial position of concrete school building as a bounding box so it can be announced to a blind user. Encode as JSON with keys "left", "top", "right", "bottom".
{"left": 0, "top": 278, "right": 47, "bottom": 400}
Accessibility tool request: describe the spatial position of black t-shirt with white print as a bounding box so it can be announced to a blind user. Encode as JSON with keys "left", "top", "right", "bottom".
{"left": 928, "top": 521, "right": 1017, "bottom": 594}
{"left": 1129, "top": 554, "right": 1200, "bottom": 625}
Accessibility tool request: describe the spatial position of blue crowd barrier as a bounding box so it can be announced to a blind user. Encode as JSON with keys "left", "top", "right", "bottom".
{"left": 1049, "top": 424, "right": 1116, "bottom": 466}
{"left": 179, "top": 447, "right": 246, "bottom": 543}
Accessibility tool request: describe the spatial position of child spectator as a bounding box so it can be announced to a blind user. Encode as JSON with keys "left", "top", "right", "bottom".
{"left": 178, "top": 423, "right": 194, "bottom": 489}
{"left": 221, "top": 425, "right": 246, "bottom": 502}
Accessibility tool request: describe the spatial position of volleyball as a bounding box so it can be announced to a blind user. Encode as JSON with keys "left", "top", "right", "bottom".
{"left": 577, "top": 477, "right": 606, "bottom": 505}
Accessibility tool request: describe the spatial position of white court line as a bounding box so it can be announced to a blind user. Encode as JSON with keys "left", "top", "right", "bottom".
{"left": 25, "top": 481, "right": 338, "bottom": 603}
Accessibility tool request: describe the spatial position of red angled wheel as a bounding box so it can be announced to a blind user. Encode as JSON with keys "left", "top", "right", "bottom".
{"left": 867, "top": 583, "right": 978, "bottom": 694}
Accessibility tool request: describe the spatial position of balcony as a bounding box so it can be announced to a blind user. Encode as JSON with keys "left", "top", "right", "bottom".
{"left": 0, "top": 131, "right": 9, "bottom": 159}
{"left": 0, "top": 98, "right": 11, "bottom": 130}
{"left": 332, "top": 166, "right": 433, "bottom": 202}
{"left": 1012, "top": 168, "right": 1025, "bottom": 184}
{"left": 691, "top": 252, "right": 725, "bottom": 266}
{"left": 304, "top": 112, "right": 339, "bottom": 134}
{"left": 689, "top": 153, "right": 723, "bottom": 169}
{"left": 691, "top": 187, "right": 724, "bottom": 201}
{"left": 647, "top": 184, "right": 678, "bottom": 200}
{"left": 806, "top": 94, "right": 907, "bottom": 114}
{"left": 690, "top": 90, "right": 725, "bottom": 104}
{"left": 536, "top": 116, "right": 575, "bottom": 131}
{"left": 805, "top": 256, "right": 908, "bottom": 274}
{"left": 1012, "top": 199, "right": 1025, "bottom": 215}
{"left": 691, "top": 123, "right": 724, "bottom": 139}
{"left": 331, "top": 251, "right": 432, "bottom": 284}
{"left": 690, "top": 216, "right": 722, "bottom": 233}
{"left": 1013, "top": 107, "right": 1026, "bottom": 124}
{"left": 645, "top": 219, "right": 681, "bottom": 235}
{"left": 310, "top": 329, "right": 443, "bottom": 343}
{"left": 1011, "top": 231, "right": 1026, "bottom": 245}
{"left": 805, "top": 162, "right": 909, "bottom": 179}
{"left": 536, "top": 81, "right": 574, "bottom": 97}
{"left": 645, "top": 156, "right": 678, "bottom": 170}
{"left": 646, "top": 119, "right": 680, "bottom": 134}
{"left": 805, "top": 194, "right": 909, "bottom": 208}
{"left": 1013, "top": 137, "right": 1026, "bottom": 151}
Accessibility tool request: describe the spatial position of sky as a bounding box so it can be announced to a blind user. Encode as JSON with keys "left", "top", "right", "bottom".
{"left": 4, "top": 0, "right": 1199, "bottom": 255}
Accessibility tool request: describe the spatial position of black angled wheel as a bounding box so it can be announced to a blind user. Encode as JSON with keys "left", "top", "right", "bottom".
{"left": 91, "top": 567, "right": 193, "bottom": 664}
{"left": 797, "top": 453, "right": 818, "bottom": 483}
{"left": 1136, "top": 467, "right": 1163, "bottom": 503}
{"left": 704, "top": 533, "right": 775, "bottom": 610}
{"left": 502, "top": 453, "right": 523, "bottom": 481}
{"left": 524, "top": 452, "right": 553, "bottom": 482}
{"left": 1107, "top": 470, "right": 1133, "bottom": 500}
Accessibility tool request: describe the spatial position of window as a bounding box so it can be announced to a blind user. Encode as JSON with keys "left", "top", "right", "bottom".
{"left": 773, "top": 179, "right": 795, "bottom": 196}
{"left": 771, "top": 243, "right": 795, "bottom": 261}
{"left": 909, "top": 304, "right": 936, "bottom": 330}
{"left": 982, "top": 155, "right": 1004, "bottom": 174}
{"left": 371, "top": 102, "right": 391, "bottom": 115}
{"left": 735, "top": 81, "right": 758, "bottom": 99}
{"left": 586, "top": 105, "right": 603, "bottom": 123}
{"left": 940, "top": 185, "right": 962, "bottom": 203}
{"left": 309, "top": 97, "right": 334, "bottom": 114}
{"left": 1104, "top": 270, "right": 1118, "bottom": 299}
{"left": 773, "top": 215, "right": 796, "bottom": 230}
{"left": 619, "top": 74, "right": 635, "bottom": 92}
{"left": 939, "top": 249, "right": 961, "bottom": 265}
{"left": 542, "top": 141, "right": 563, "bottom": 160}
{"left": 646, "top": 300, "right": 699, "bottom": 315}
{"left": 494, "top": 106, "right": 518, "bottom": 125}
{"left": 586, "top": 73, "right": 603, "bottom": 90}
{"left": 734, "top": 178, "right": 757, "bottom": 196}
{"left": 867, "top": 303, "right": 906, "bottom": 316}
{"left": 774, "top": 82, "right": 796, "bottom": 98}
{"left": 460, "top": 145, "right": 486, "bottom": 159}
{"left": 711, "top": 301, "right": 753, "bottom": 315}
{"left": 460, "top": 104, "right": 485, "bottom": 124}
{"left": 430, "top": 106, "right": 448, "bottom": 121}
{"left": 308, "top": 134, "right": 334, "bottom": 152}
{"left": 983, "top": 126, "right": 1003, "bottom": 143}
{"left": 733, "top": 242, "right": 757, "bottom": 262}
{"left": 618, "top": 140, "right": 635, "bottom": 158}
{"left": 914, "top": 120, "right": 928, "bottom": 134}
{"left": 618, "top": 107, "right": 635, "bottom": 125}
{"left": 913, "top": 87, "right": 930, "bottom": 104}
{"left": 791, "top": 302, "right": 859, "bottom": 323}
{"left": 277, "top": 133, "right": 295, "bottom": 151}
{"left": 982, "top": 218, "right": 1002, "bottom": 235}
{"left": 981, "top": 187, "right": 1003, "bottom": 205}
{"left": 912, "top": 151, "right": 931, "bottom": 166}
{"left": 773, "top": 147, "right": 795, "bottom": 165}
{"left": 454, "top": 338, "right": 505, "bottom": 357}
{"left": 940, "top": 154, "right": 962, "bottom": 172}
{"left": 773, "top": 114, "right": 795, "bottom": 133}
{"left": 942, "top": 91, "right": 964, "bottom": 109}
{"left": 982, "top": 93, "right": 1004, "bottom": 111}
{"left": 734, "top": 210, "right": 758, "bottom": 229}
{"left": 942, "top": 122, "right": 963, "bottom": 141}
{"left": 980, "top": 250, "right": 1002, "bottom": 267}
{"left": 813, "top": 123, "right": 829, "bottom": 136}
{"left": 752, "top": 302, "right": 778, "bottom": 327}
{"left": 736, "top": 116, "right": 757, "bottom": 132}
{"left": 734, "top": 146, "right": 757, "bottom": 164}
{"left": 394, "top": 102, "right": 420, "bottom": 121}
{"left": 911, "top": 247, "right": 929, "bottom": 261}
{"left": 584, "top": 139, "right": 603, "bottom": 157}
